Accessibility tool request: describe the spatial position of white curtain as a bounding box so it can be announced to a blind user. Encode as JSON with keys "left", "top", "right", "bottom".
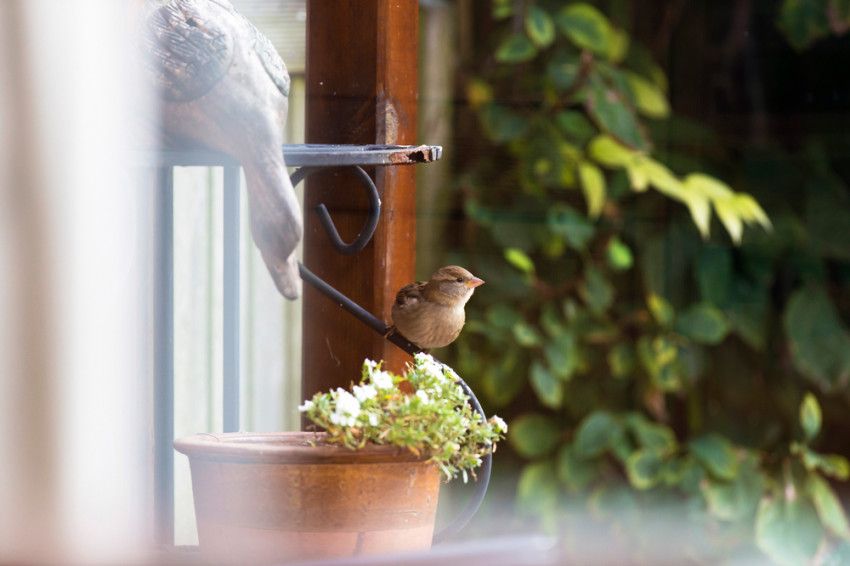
{"left": 0, "top": 1, "right": 153, "bottom": 562}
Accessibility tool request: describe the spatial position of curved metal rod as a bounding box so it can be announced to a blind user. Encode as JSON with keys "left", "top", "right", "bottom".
{"left": 297, "top": 262, "right": 492, "bottom": 543}
{"left": 290, "top": 166, "right": 381, "bottom": 255}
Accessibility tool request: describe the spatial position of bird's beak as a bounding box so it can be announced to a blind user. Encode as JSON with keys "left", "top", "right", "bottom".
{"left": 466, "top": 277, "right": 485, "bottom": 288}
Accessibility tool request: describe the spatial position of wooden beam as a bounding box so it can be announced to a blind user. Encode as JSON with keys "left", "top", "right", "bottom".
{"left": 302, "top": 0, "right": 418, "bottom": 401}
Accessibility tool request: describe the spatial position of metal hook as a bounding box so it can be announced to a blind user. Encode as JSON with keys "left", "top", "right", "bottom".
{"left": 290, "top": 166, "right": 381, "bottom": 255}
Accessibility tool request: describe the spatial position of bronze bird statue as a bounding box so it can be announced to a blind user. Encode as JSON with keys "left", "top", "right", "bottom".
{"left": 144, "top": 0, "right": 302, "bottom": 299}
{"left": 391, "top": 266, "right": 485, "bottom": 350}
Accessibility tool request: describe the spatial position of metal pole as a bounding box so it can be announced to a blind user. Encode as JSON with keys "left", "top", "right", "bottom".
{"left": 222, "top": 166, "right": 240, "bottom": 433}
{"left": 153, "top": 167, "right": 174, "bottom": 546}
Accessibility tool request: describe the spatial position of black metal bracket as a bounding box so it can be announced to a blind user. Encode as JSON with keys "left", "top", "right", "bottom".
{"left": 290, "top": 166, "right": 381, "bottom": 255}
{"left": 290, "top": 146, "right": 488, "bottom": 542}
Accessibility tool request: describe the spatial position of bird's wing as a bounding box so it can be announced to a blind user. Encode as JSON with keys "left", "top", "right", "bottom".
{"left": 394, "top": 282, "right": 427, "bottom": 310}
{"left": 244, "top": 16, "right": 291, "bottom": 97}
{"left": 145, "top": 0, "right": 235, "bottom": 102}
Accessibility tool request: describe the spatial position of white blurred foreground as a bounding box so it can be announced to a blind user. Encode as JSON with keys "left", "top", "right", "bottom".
{"left": 0, "top": 1, "right": 153, "bottom": 562}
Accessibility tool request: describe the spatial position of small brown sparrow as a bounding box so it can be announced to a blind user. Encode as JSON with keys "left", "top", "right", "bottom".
{"left": 391, "top": 266, "right": 485, "bottom": 349}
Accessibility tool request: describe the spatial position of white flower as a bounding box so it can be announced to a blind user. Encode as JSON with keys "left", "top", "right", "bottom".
{"left": 352, "top": 384, "right": 377, "bottom": 402}
{"left": 491, "top": 416, "right": 508, "bottom": 433}
{"left": 416, "top": 389, "right": 430, "bottom": 404}
{"left": 330, "top": 388, "right": 361, "bottom": 426}
{"left": 363, "top": 359, "right": 378, "bottom": 373}
{"left": 368, "top": 413, "right": 379, "bottom": 426}
{"left": 462, "top": 470, "right": 469, "bottom": 484}
{"left": 298, "top": 399, "right": 314, "bottom": 413}
{"left": 414, "top": 352, "right": 446, "bottom": 380}
{"left": 371, "top": 370, "right": 393, "bottom": 390}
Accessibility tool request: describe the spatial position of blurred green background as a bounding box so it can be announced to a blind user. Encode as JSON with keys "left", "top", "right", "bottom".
{"left": 419, "top": 1, "right": 850, "bottom": 563}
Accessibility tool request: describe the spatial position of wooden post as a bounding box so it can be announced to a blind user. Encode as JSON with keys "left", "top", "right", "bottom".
{"left": 302, "top": 1, "right": 418, "bottom": 400}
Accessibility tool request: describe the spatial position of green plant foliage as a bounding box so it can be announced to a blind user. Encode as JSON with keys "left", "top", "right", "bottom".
{"left": 675, "top": 304, "right": 730, "bottom": 345}
{"left": 526, "top": 5, "right": 555, "bottom": 48}
{"left": 702, "top": 454, "right": 765, "bottom": 522}
{"left": 299, "top": 355, "right": 506, "bottom": 481}
{"left": 800, "top": 393, "right": 822, "bottom": 442}
{"left": 447, "top": 1, "right": 850, "bottom": 560}
{"left": 509, "top": 413, "right": 562, "bottom": 458}
{"left": 756, "top": 496, "right": 824, "bottom": 566}
{"left": 556, "top": 3, "right": 613, "bottom": 56}
{"left": 807, "top": 474, "right": 850, "bottom": 539}
{"left": 784, "top": 286, "right": 850, "bottom": 389}
{"left": 778, "top": 0, "right": 850, "bottom": 50}
{"left": 496, "top": 34, "right": 537, "bottom": 63}
{"left": 690, "top": 434, "right": 739, "bottom": 480}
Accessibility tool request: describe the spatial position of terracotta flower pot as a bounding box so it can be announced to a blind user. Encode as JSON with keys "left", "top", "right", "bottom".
{"left": 174, "top": 431, "right": 441, "bottom": 563}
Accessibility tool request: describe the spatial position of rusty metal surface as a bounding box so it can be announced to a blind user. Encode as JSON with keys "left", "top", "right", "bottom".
{"left": 145, "top": 143, "right": 443, "bottom": 167}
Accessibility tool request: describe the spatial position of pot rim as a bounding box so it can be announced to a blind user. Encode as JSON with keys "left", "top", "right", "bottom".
{"left": 173, "top": 431, "right": 432, "bottom": 465}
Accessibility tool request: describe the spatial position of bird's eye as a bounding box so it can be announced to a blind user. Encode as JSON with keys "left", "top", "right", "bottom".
{"left": 456, "top": 277, "right": 464, "bottom": 283}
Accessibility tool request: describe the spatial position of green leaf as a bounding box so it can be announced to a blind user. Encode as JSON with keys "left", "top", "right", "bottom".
{"left": 556, "top": 111, "right": 596, "bottom": 146}
{"left": 492, "top": 0, "right": 513, "bottom": 20}
{"left": 800, "top": 392, "right": 822, "bottom": 442}
{"left": 585, "top": 74, "right": 648, "bottom": 150}
{"left": 465, "top": 78, "right": 492, "bottom": 108}
{"left": 587, "top": 134, "right": 635, "bottom": 168}
{"left": 626, "top": 414, "right": 677, "bottom": 453}
{"left": 578, "top": 161, "right": 606, "bottom": 218}
{"left": 479, "top": 104, "right": 529, "bottom": 142}
{"left": 799, "top": 446, "right": 850, "bottom": 480}
{"left": 544, "top": 332, "right": 580, "bottom": 381}
{"left": 525, "top": 6, "right": 555, "bottom": 48}
{"left": 486, "top": 304, "right": 522, "bottom": 330}
{"left": 647, "top": 294, "right": 674, "bottom": 327}
{"left": 495, "top": 33, "right": 538, "bottom": 63}
{"left": 513, "top": 321, "right": 543, "bottom": 347}
{"left": 509, "top": 413, "right": 562, "bottom": 458}
{"left": 625, "top": 448, "right": 666, "bottom": 490}
{"left": 702, "top": 455, "right": 765, "bottom": 521}
{"left": 778, "top": 0, "right": 830, "bottom": 50}
{"left": 482, "top": 351, "right": 526, "bottom": 407}
{"left": 547, "top": 204, "right": 595, "bottom": 249}
{"left": 637, "top": 335, "right": 681, "bottom": 392}
{"left": 822, "top": 542, "right": 850, "bottom": 566}
{"left": 574, "top": 410, "right": 619, "bottom": 458}
{"left": 504, "top": 247, "right": 535, "bottom": 274}
{"left": 606, "top": 237, "right": 633, "bottom": 271}
{"left": 546, "top": 52, "right": 581, "bottom": 91}
{"left": 625, "top": 71, "right": 670, "bottom": 118}
{"left": 784, "top": 285, "right": 850, "bottom": 389}
{"left": 517, "top": 460, "right": 560, "bottom": 517}
{"left": 530, "top": 361, "right": 563, "bottom": 409}
{"left": 606, "top": 27, "right": 629, "bottom": 63}
{"left": 580, "top": 266, "right": 614, "bottom": 316}
{"left": 557, "top": 443, "right": 597, "bottom": 491}
{"left": 607, "top": 342, "right": 635, "bottom": 378}
{"left": 556, "top": 3, "right": 613, "bottom": 55}
{"left": 690, "top": 434, "right": 739, "bottom": 481}
{"left": 808, "top": 473, "right": 850, "bottom": 539}
{"left": 714, "top": 197, "right": 744, "bottom": 243}
{"left": 675, "top": 303, "right": 729, "bottom": 345}
{"left": 756, "top": 495, "right": 823, "bottom": 566}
